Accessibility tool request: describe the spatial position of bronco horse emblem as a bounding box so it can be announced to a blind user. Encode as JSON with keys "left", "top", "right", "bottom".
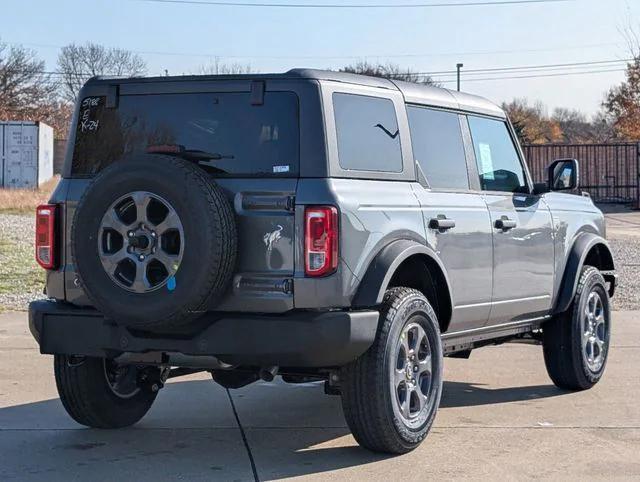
{"left": 263, "top": 224, "right": 284, "bottom": 252}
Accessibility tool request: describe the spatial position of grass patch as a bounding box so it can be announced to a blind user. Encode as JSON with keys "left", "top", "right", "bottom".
{"left": 0, "top": 215, "right": 45, "bottom": 311}
{"left": 0, "top": 234, "right": 43, "bottom": 295}
{"left": 0, "top": 176, "right": 61, "bottom": 215}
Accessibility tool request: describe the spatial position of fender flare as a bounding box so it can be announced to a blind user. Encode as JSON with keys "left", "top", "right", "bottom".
{"left": 352, "top": 239, "right": 453, "bottom": 309}
{"left": 553, "top": 232, "right": 615, "bottom": 314}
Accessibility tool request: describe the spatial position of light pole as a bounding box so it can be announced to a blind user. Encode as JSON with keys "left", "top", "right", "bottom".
{"left": 456, "top": 63, "right": 463, "bottom": 92}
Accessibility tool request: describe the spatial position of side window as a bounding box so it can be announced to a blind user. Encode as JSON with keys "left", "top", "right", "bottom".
{"left": 333, "top": 93, "right": 402, "bottom": 172}
{"left": 407, "top": 106, "right": 469, "bottom": 190}
{"left": 468, "top": 116, "right": 528, "bottom": 193}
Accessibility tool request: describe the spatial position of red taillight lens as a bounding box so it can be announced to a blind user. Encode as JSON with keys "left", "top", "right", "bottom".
{"left": 304, "top": 206, "right": 338, "bottom": 277}
{"left": 35, "top": 204, "right": 57, "bottom": 270}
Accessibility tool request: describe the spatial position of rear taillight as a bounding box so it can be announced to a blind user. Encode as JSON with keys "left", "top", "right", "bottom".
{"left": 35, "top": 204, "right": 57, "bottom": 270}
{"left": 304, "top": 206, "right": 338, "bottom": 277}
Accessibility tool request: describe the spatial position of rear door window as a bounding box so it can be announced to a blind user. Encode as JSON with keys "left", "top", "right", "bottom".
{"left": 72, "top": 91, "right": 299, "bottom": 177}
{"left": 407, "top": 106, "right": 469, "bottom": 190}
{"left": 333, "top": 93, "right": 402, "bottom": 172}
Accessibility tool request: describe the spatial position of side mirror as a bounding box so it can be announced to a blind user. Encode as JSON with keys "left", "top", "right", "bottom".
{"left": 548, "top": 159, "right": 579, "bottom": 191}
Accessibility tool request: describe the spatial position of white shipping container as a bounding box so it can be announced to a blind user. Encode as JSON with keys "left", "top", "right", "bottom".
{"left": 1, "top": 121, "right": 54, "bottom": 189}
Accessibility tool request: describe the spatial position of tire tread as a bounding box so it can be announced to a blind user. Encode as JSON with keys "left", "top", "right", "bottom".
{"left": 341, "top": 287, "right": 442, "bottom": 454}
{"left": 54, "top": 355, "right": 156, "bottom": 428}
{"left": 543, "top": 266, "right": 609, "bottom": 390}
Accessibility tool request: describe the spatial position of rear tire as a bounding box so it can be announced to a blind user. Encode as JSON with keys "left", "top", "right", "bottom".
{"left": 54, "top": 355, "right": 157, "bottom": 428}
{"left": 340, "top": 287, "right": 443, "bottom": 454}
{"left": 543, "top": 266, "right": 611, "bottom": 390}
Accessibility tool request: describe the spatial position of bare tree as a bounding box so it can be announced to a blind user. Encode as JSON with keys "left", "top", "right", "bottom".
{"left": 0, "top": 40, "right": 57, "bottom": 118}
{"left": 552, "top": 107, "right": 618, "bottom": 144}
{"left": 196, "top": 58, "right": 252, "bottom": 75}
{"left": 0, "top": 40, "right": 73, "bottom": 138}
{"left": 339, "top": 61, "right": 439, "bottom": 86}
{"left": 57, "top": 43, "right": 146, "bottom": 102}
{"left": 502, "top": 98, "right": 563, "bottom": 144}
{"left": 618, "top": 4, "right": 640, "bottom": 60}
{"left": 552, "top": 108, "right": 591, "bottom": 143}
{"left": 603, "top": 10, "right": 640, "bottom": 140}
{"left": 589, "top": 111, "right": 616, "bottom": 143}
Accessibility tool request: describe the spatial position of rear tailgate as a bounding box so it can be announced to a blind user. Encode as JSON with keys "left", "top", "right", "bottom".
{"left": 212, "top": 178, "right": 297, "bottom": 312}
{"left": 61, "top": 82, "right": 302, "bottom": 313}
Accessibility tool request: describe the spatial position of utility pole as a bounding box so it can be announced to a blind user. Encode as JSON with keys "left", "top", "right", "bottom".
{"left": 456, "top": 63, "right": 464, "bottom": 92}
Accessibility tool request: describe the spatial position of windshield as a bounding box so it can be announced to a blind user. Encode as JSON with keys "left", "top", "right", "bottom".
{"left": 71, "top": 91, "right": 299, "bottom": 177}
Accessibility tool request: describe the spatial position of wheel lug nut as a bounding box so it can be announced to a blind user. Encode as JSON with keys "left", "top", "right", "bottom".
{"left": 139, "top": 254, "right": 145, "bottom": 261}
{"left": 128, "top": 231, "right": 134, "bottom": 237}
{"left": 151, "top": 232, "right": 156, "bottom": 237}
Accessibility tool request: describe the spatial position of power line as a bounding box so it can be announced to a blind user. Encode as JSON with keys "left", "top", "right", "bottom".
{"left": 3, "top": 56, "right": 632, "bottom": 88}
{"left": 11, "top": 40, "right": 618, "bottom": 61}
{"left": 5, "top": 57, "right": 633, "bottom": 78}
{"left": 137, "top": 0, "right": 574, "bottom": 8}
{"left": 433, "top": 63, "right": 629, "bottom": 79}
{"left": 439, "top": 67, "right": 626, "bottom": 83}
{"left": 432, "top": 64, "right": 625, "bottom": 80}
{"left": 29, "top": 65, "right": 627, "bottom": 84}
{"left": 421, "top": 58, "right": 634, "bottom": 76}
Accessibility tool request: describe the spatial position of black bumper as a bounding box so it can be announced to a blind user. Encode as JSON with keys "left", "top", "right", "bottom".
{"left": 29, "top": 300, "right": 379, "bottom": 367}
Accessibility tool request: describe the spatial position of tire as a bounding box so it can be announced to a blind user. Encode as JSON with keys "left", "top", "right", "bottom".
{"left": 543, "top": 266, "right": 611, "bottom": 390}
{"left": 72, "top": 155, "right": 237, "bottom": 330}
{"left": 340, "top": 287, "right": 443, "bottom": 454}
{"left": 54, "top": 355, "right": 157, "bottom": 428}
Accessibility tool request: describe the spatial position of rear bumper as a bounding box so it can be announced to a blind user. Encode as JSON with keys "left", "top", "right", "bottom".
{"left": 28, "top": 300, "right": 379, "bottom": 368}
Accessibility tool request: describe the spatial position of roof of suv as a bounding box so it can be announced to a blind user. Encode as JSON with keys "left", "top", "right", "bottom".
{"left": 287, "top": 69, "right": 505, "bottom": 118}
{"left": 86, "top": 68, "right": 505, "bottom": 119}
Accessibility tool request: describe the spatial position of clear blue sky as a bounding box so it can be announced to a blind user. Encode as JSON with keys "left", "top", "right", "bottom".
{"left": 3, "top": 0, "right": 639, "bottom": 115}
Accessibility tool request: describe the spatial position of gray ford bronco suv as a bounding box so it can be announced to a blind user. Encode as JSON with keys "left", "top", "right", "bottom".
{"left": 30, "top": 69, "right": 616, "bottom": 454}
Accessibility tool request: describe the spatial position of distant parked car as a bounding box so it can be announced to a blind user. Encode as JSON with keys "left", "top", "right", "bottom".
{"left": 29, "top": 70, "right": 616, "bottom": 453}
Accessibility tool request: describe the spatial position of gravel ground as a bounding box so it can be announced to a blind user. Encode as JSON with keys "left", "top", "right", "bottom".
{"left": 608, "top": 236, "right": 640, "bottom": 311}
{"left": 0, "top": 212, "right": 637, "bottom": 312}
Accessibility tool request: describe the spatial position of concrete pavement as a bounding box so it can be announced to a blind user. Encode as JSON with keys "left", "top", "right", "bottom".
{"left": 602, "top": 204, "right": 640, "bottom": 238}
{"left": 1, "top": 310, "right": 639, "bottom": 481}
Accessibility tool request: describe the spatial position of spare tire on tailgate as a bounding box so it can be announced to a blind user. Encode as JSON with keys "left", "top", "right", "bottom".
{"left": 72, "top": 155, "right": 237, "bottom": 330}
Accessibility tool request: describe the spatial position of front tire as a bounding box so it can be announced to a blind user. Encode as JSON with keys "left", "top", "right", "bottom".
{"left": 54, "top": 355, "right": 158, "bottom": 428}
{"left": 543, "top": 266, "right": 611, "bottom": 390}
{"left": 340, "top": 288, "right": 443, "bottom": 454}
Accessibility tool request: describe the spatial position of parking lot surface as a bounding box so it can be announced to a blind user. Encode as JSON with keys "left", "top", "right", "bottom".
{"left": 1, "top": 310, "right": 639, "bottom": 481}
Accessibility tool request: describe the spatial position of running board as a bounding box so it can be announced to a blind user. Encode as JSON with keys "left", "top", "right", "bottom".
{"left": 442, "top": 316, "right": 549, "bottom": 355}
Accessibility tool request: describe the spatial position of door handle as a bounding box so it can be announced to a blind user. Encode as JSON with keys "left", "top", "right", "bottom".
{"left": 429, "top": 216, "right": 456, "bottom": 231}
{"left": 495, "top": 216, "right": 517, "bottom": 231}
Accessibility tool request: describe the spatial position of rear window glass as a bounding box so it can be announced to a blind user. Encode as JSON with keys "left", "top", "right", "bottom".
{"left": 72, "top": 92, "right": 299, "bottom": 177}
{"left": 333, "top": 93, "right": 402, "bottom": 172}
{"left": 407, "top": 106, "right": 469, "bottom": 190}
